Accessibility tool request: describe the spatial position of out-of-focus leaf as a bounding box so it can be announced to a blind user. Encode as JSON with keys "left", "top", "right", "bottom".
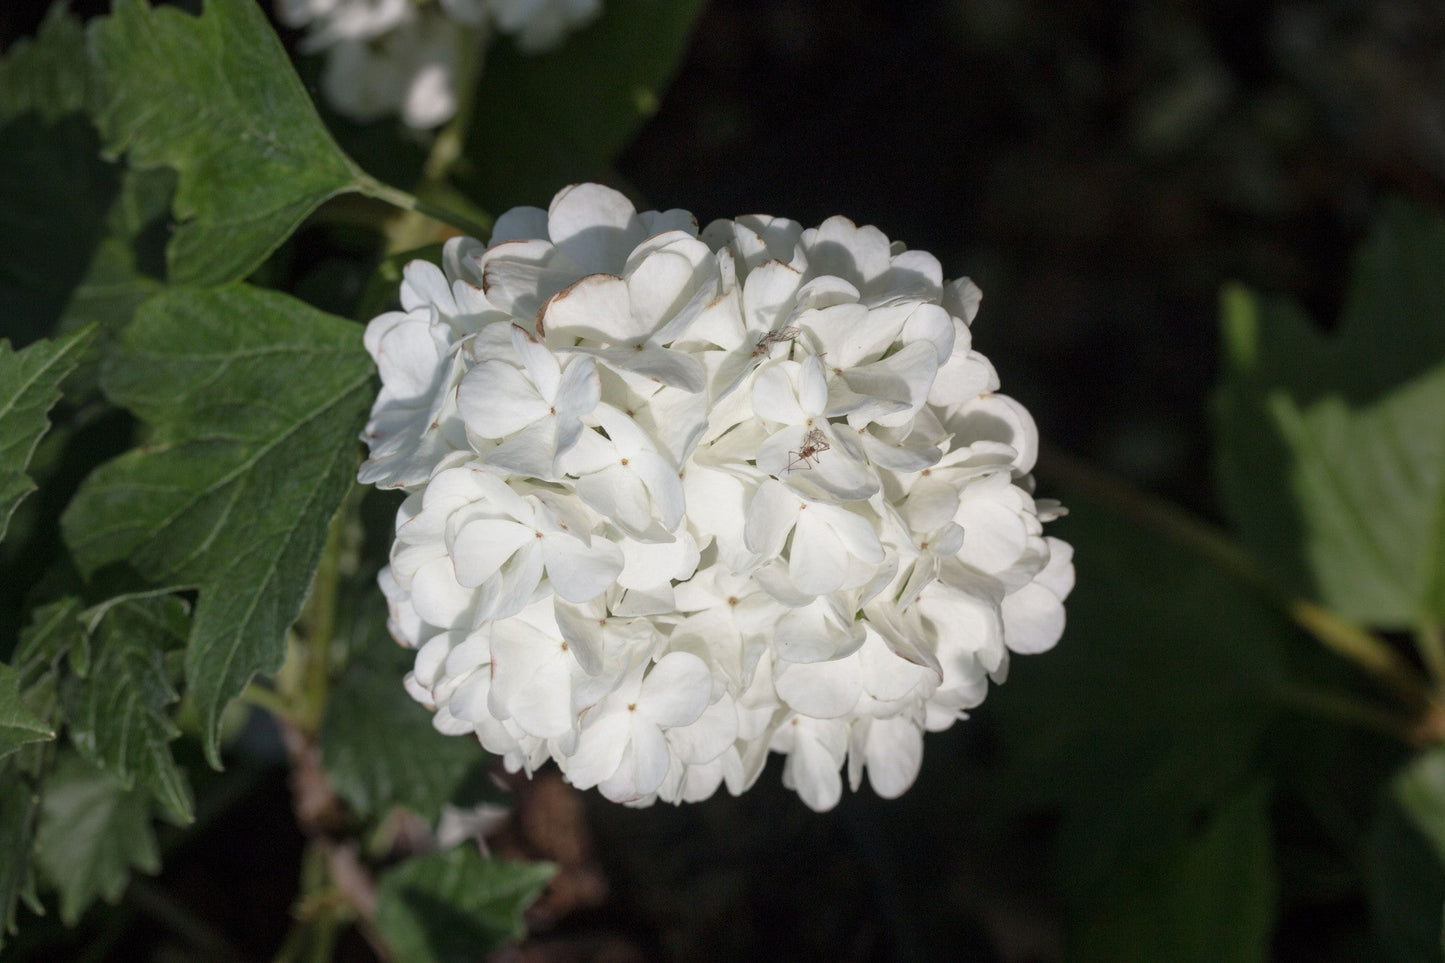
{"left": 375, "top": 849, "right": 554, "bottom": 963}
{"left": 88, "top": 0, "right": 365, "bottom": 285}
{"left": 12, "top": 598, "right": 87, "bottom": 684}
{"left": 0, "top": 327, "right": 95, "bottom": 543}
{"left": 33, "top": 752, "right": 159, "bottom": 926}
{"left": 1397, "top": 746, "right": 1445, "bottom": 869}
{"left": 1076, "top": 783, "right": 1277, "bottom": 963}
{"left": 0, "top": 769, "right": 43, "bottom": 947}
{"left": 321, "top": 592, "right": 492, "bottom": 823}
{"left": 0, "top": 4, "right": 87, "bottom": 124}
{"left": 1215, "top": 201, "right": 1445, "bottom": 627}
{"left": 1368, "top": 790, "right": 1445, "bottom": 963}
{"left": 65, "top": 597, "right": 193, "bottom": 823}
{"left": 0, "top": 665, "right": 52, "bottom": 763}
{"left": 989, "top": 494, "right": 1286, "bottom": 910}
{"left": 460, "top": 0, "right": 706, "bottom": 210}
{"left": 61, "top": 286, "right": 373, "bottom": 765}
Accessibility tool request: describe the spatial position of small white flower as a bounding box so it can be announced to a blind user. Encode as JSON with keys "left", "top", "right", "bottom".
{"left": 362, "top": 184, "right": 1074, "bottom": 811}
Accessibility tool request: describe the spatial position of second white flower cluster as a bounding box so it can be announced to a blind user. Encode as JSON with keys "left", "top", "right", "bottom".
{"left": 362, "top": 183, "right": 1073, "bottom": 811}
{"left": 277, "top": 0, "right": 601, "bottom": 128}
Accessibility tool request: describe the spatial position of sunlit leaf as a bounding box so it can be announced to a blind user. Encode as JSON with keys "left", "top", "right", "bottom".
{"left": 62, "top": 286, "right": 373, "bottom": 764}
{"left": 1215, "top": 201, "right": 1445, "bottom": 627}
{"left": 88, "top": 0, "right": 365, "bottom": 285}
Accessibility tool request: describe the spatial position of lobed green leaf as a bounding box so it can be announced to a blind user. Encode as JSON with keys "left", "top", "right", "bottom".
{"left": 33, "top": 752, "right": 160, "bottom": 926}
{"left": 62, "top": 285, "right": 374, "bottom": 765}
{"left": 0, "top": 770, "right": 43, "bottom": 946}
{"left": 1215, "top": 201, "right": 1445, "bottom": 628}
{"left": 0, "top": 4, "right": 88, "bottom": 126}
{"left": 0, "top": 327, "right": 95, "bottom": 543}
{"left": 375, "top": 849, "right": 555, "bottom": 963}
{"left": 87, "top": 0, "right": 364, "bottom": 285}
{"left": 65, "top": 597, "right": 193, "bottom": 823}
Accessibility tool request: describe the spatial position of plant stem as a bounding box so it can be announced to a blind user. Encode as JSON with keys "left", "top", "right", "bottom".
{"left": 370, "top": 23, "right": 494, "bottom": 254}
{"left": 355, "top": 175, "right": 493, "bottom": 244}
{"left": 240, "top": 683, "right": 296, "bottom": 722}
{"left": 1274, "top": 681, "right": 1420, "bottom": 744}
{"left": 296, "top": 503, "right": 348, "bottom": 731}
{"left": 423, "top": 23, "right": 490, "bottom": 186}
{"left": 1038, "top": 444, "right": 1434, "bottom": 713}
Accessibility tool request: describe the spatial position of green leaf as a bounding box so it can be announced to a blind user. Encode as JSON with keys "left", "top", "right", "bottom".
{"left": 1076, "top": 784, "right": 1277, "bottom": 963}
{"left": 461, "top": 0, "right": 706, "bottom": 210}
{"left": 65, "top": 597, "right": 193, "bottom": 823}
{"left": 1215, "top": 202, "right": 1445, "bottom": 627}
{"left": 321, "top": 592, "right": 492, "bottom": 823}
{"left": 87, "top": 0, "right": 364, "bottom": 285}
{"left": 375, "top": 849, "right": 554, "bottom": 963}
{"left": 33, "top": 752, "right": 159, "bottom": 926}
{"left": 0, "top": 664, "right": 53, "bottom": 763}
{"left": 1397, "top": 746, "right": 1445, "bottom": 870}
{"left": 0, "top": 768, "right": 44, "bottom": 946}
{"left": 61, "top": 285, "right": 374, "bottom": 765}
{"left": 1271, "top": 369, "right": 1445, "bottom": 627}
{"left": 0, "top": 4, "right": 88, "bottom": 125}
{"left": 989, "top": 494, "right": 1286, "bottom": 911}
{"left": 13, "top": 598, "right": 87, "bottom": 684}
{"left": 0, "top": 327, "right": 95, "bottom": 543}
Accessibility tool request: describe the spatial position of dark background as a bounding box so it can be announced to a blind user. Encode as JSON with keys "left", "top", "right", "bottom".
{"left": 4, "top": 0, "right": 1444, "bottom": 960}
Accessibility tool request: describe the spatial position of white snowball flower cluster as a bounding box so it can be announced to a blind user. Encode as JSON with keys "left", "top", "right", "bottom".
{"left": 276, "top": 0, "right": 602, "bottom": 128}
{"left": 361, "top": 184, "right": 1074, "bottom": 812}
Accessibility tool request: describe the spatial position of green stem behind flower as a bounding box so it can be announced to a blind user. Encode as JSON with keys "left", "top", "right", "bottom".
{"left": 356, "top": 176, "right": 493, "bottom": 246}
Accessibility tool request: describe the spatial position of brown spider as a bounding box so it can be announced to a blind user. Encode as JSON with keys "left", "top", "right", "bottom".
{"left": 785, "top": 426, "right": 831, "bottom": 473}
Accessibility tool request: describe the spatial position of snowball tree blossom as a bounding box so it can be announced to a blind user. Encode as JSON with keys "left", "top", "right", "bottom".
{"left": 276, "top": 0, "right": 602, "bottom": 128}
{"left": 360, "top": 183, "right": 1074, "bottom": 811}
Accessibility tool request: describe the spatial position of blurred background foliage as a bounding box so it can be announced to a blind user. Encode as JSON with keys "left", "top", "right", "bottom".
{"left": 3, "top": 0, "right": 1445, "bottom": 960}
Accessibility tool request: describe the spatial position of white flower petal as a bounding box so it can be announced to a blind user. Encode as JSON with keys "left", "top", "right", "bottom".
{"left": 548, "top": 183, "right": 642, "bottom": 273}
{"left": 542, "top": 531, "right": 623, "bottom": 602}
{"left": 452, "top": 517, "right": 535, "bottom": 587}
{"left": 457, "top": 360, "right": 550, "bottom": 437}
{"left": 639, "top": 652, "right": 712, "bottom": 728}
